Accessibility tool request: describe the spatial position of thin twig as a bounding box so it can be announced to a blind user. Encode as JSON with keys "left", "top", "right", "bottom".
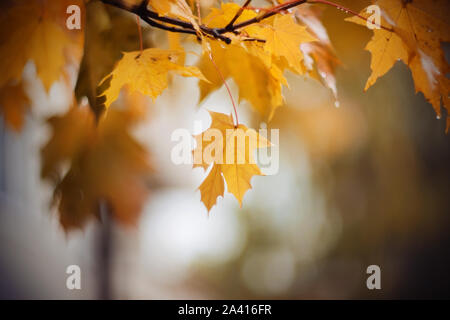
{"left": 100, "top": 0, "right": 309, "bottom": 43}
{"left": 221, "top": 0, "right": 307, "bottom": 32}
{"left": 136, "top": 16, "right": 143, "bottom": 54}
{"left": 225, "top": 0, "right": 252, "bottom": 30}
{"left": 140, "top": 15, "right": 198, "bottom": 35}
{"left": 196, "top": 0, "right": 202, "bottom": 25}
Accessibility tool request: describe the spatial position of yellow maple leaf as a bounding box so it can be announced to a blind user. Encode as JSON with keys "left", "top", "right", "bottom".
{"left": 346, "top": 0, "right": 450, "bottom": 123}
{"left": 149, "top": 0, "right": 201, "bottom": 33}
{"left": 345, "top": 4, "right": 409, "bottom": 91}
{"left": 197, "top": 3, "right": 317, "bottom": 120}
{"left": 198, "top": 39, "right": 287, "bottom": 120}
{"left": 251, "top": 14, "right": 317, "bottom": 74}
{"left": 99, "top": 48, "right": 207, "bottom": 108}
{"left": 198, "top": 164, "right": 225, "bottom": 212}
{"left": 294, "top": 4, "right": 341, "bottom": 100}
{"left": 193, "top": 111, "right": 271, "bottom": 211}
{"left": 202, "top": 2, "right": 258, "bottom": 28}
{"left": 0, "top": 0, "right": 84, "bottom": 91}
{"left": 76, "top": 1, "right": 152, "bottom": 119}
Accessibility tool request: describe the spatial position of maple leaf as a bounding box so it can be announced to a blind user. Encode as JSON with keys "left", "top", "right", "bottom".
{"left": 202, "top": 2, "right": 258, "bottom": 28}
{"left": 197, "top": 3, "right": 318, "bottom": 120}
{"left": 193, "top": 111, "right": 271, "bottom": 211}
{"left": 0, "top": 0, "right": 84, "bottom": 131}
{"left": 295, "top": 4, "right": 341, "bottom": 101}
{"left": 346, "top": 0, "right": 450, "bottom": 128}
{"left": 41, "top": 98, "right": 152, "bottom": 231}
{"left": 198, "top": 164, "right": 225, "bottom": 212}
{"left": 0, "top": 0, "right": 84, "bottom": 91}
{"left": 99, "top": 48, "right": 206, "bottom": 108}
{"left": 149, "top": 0, "right": 201, "bottom": 33}
{"left": 271, "top": 1, "right": 340, "bottom": 100}
{"left": 75, "top": 1, "right": 152, "bottom": 119}
{"left": 198, "top": 38, "right": 287, "bottom": 120}
{"left": 197, "top": 4, "right": 287, "bottom": 119}
{"left": 251, "top": 14, "right": 317, "bottom": 74}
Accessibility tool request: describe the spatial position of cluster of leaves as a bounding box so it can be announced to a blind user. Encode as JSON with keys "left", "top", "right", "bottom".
{"left": 0, "top": 0, "right": 84, "bottom": 129}
{"left": 0, "top": 0, "right": 448, "bottom": 231}
{"left": 346, "top": 0, "right": 449, "bottom": 128}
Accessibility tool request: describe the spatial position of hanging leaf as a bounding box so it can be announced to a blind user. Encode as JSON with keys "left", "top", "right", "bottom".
{"left": 193, "top": 111, "right": 271, "bottom": 211}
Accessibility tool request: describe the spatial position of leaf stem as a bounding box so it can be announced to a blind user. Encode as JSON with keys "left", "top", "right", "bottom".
{"left": 196, "top": 0, "right": 202, "bottom": 25}
{"left": 208, "top": 52, "right": 239, "bottom": 127}
{"left": 136, "top": 15, "right": 143, "bottom": 54}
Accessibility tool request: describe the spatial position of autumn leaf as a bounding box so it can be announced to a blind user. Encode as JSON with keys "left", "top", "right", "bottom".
{"left": 193, "top": 111, "right": 271, "bottom": 211}
{"left": 41, "top": 98, "right": 153, "bottom": 231}
{"left": 198, "top": 164, "right": 225, "bottom": 212}
{"left": 149, "top": 0, "right": 201, "bottom": 33}
{"left": 197, "top": 3, "right": 318, "bottom": 120}
{"left": 0, "top": 0, "right": 84, "bottom": 91}
{"left": 0, "top": 0, "right": 84, "bottom": 131}
{"left": 251, "top": 14, "right": 317, "bottom": 74}
{"left": 272, "top": 1, "right": 340, "bottom": 100}
{"left": 202, "top": 2, "right": 258, "bottom": 28}
{"left": 197, "top": 4, "right": 286, "bottom": 119}
{"left": 99, "top": 48, "right": 206, "bottom": 108}
{"left": 346, "top": 0, "right": 450, "bottom": 127}
{"left": 345, "top": 5, "right": 408, "bottom": 91}
{"left": 75, "top": 1, "right": 152, "bottom": 119}
{"left": 295, "top": 4, "right": 341, "bottom": 101}
{"left": 199, "top": 39, "right": 287, "bottom": 120}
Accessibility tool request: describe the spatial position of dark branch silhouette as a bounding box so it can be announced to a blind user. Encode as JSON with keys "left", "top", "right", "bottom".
{"left": 100, "top": 0, "right": 309, "bottom": 44}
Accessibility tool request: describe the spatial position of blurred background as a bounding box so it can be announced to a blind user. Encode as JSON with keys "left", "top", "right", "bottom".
{"left": 0, "top": 0, "right": 449, "bottom": 299}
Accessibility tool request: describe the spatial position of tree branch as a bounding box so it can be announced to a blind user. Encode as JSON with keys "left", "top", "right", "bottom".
{"left": 225, "top": 0, "right": 252, "bottom": 31}
{"left": 219, "top": 0, "right": 307, "bottom": 32}
{"left": 100, "top": 0, "right": 309, "bottom": 44}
